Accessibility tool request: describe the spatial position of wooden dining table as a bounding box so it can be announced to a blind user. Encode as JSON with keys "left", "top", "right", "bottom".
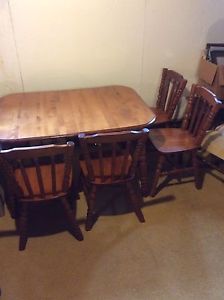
{"left": 0, "top": 85, "right": 155, "bottom": 143}
{"left": 0, "top": 85, "right": 155, "bottom": 195}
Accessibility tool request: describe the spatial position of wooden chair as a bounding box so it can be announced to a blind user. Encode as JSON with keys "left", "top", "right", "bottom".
{"left": 0, "top": 142, "right": 83, "bottom": 250}
{"left": 78, "top": 128, "right": 149, "bottom": 231}
{"left": 148, "top": 84, "right": 222, "bottom": 197}
{"left": 150, "top": 68, "right": 187, "bottom": 126}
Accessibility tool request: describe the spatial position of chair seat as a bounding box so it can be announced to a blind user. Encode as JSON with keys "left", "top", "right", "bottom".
{"left": 149, "top": 128, "right": 197, "bottom": 153}
{"left": 80, "top": 155, "right": 132, "bottom": 184}
{"left": 150, "top": 107, "right": 170, "bottom": 124}
{"left": 15, "top": 163, "right": 71, "bottom": 199}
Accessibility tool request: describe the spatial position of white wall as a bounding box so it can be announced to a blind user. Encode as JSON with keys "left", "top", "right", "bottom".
{"left": 0, "top": 0, "right": 22, "bottom": 95}
{"left": 1, "top": 0, "right": 224, "bottom": 105}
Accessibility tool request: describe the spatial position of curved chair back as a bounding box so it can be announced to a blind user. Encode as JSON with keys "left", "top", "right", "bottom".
{"left": 1, "top": 142, "right": 75, "bottom": 201}
{"left": 79, "top": 128, "right": 149, "bottom": 185}
{"left": 182, "top": 84, "right": 221, "bottom": 145}
{"left": 156, "top": 68, "right": 187, "bottom": 120}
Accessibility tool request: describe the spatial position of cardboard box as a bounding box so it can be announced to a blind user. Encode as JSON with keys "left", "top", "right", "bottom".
{"left": 198, "top": 57, "right": 224, "bottom": 100}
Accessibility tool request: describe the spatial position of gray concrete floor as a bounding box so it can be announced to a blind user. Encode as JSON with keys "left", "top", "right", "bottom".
{"left": 0, "top": 170, "right": 224, "bottom": 300}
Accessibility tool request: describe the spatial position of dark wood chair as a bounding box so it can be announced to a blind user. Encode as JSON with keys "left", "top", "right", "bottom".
{"left": 78, "top": 128, "right": 149, "bottom": 231}
{"left": 148, "top": 84, "right": 222, "bottom": 197}
{"left": 0, "top": 141, "right": 83, "bottom": 250}
{"left": 150, "top": 68, "right": 187, "bottom": 126}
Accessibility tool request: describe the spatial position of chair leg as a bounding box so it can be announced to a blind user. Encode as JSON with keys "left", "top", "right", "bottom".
{"left": 60, "top": 197, "right": 83, "bottom": 241}
{"left": 82, "top": 177, "right": 90, "bottom": 208}
{"left": 139, "top": 144, "right": 150, "bottom": 197}
{"left": 150, "top": 154, "right": 165, "bottom": 197}
{"left": 18, "top": 203, "right": 28, "bottom": 251}
{"left": 192, "top": 151, "right": 201, "bottom": 189}
{"left": 175, "top": 152, "right": 183, "bottom": 183}
{"left": 85, "top": 185, "right": 97, "bottom": 231}
{"left": 127, "top": 181, "right": 145, "bottom": 223}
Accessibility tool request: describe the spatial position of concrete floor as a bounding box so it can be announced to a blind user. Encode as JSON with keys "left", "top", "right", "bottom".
{"left": 0, "top": 170, "right": 224, "bottom": 300}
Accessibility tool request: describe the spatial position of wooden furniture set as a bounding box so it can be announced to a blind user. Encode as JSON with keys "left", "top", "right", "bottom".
{"left": 0, "top": 70, "right": 222, "bottom": 250}
{"left": 0, "top": 86, "right": 154, "bottom": 250}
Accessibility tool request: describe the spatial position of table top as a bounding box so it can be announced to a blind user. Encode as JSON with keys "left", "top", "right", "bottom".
{"left": 0, "top": 85, "right": 155, "bottom": 143}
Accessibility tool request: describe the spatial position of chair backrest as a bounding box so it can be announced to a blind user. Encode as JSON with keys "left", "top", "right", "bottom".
{"left": 0, "top": 142, "right": 75, "bottom": 201}
{"left": 79, "top": 128, "right": 149, "bottom": 184}
{"left": 182, "top": 84, "right": 222, "bottom": 145}
{"left": 156, "top": 68, "right": 187, "bottom": 119}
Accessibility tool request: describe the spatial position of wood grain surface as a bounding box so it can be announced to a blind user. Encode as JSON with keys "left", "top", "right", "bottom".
{"left": 0, "top": 85, "right": 155, "bottom": 142}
